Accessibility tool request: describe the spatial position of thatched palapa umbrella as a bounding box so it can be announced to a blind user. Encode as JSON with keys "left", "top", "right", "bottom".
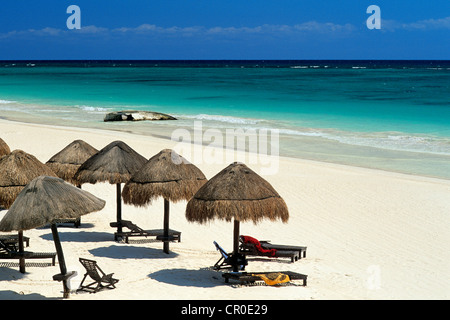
{"left": 122, "top": 149, "right": 207, "bottom": 253}
{"left": 0, "top": 150, "right": 58, "bottom": 272}
{"left": 73, "top": 141, "right": 147, "bottom": 234}
{"left": 186, "top": 162, "right": 289, "bottom": 271}
{"left": 0, "top": 138, "right": 10, "bottom": 208}
{"left": 46, "top": 139, "right": 98, "bottom": 186}
{"left": 0, "top": 150, "right": 58, "bottom": 209}
{"left": 0, "top": 138, "right": 10, "bottom": 157}
{"left": 0, "top": 176, "right": 105, "bottom": 298}
{"left": 46, "top": 140, "right": 99, "bottom": 227}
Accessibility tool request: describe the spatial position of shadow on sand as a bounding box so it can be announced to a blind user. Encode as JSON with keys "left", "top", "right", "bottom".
{"left": 88, "top": 245, "right": 180, "bottom": 260}
{"left": 40, "top": 230, "right": 114, "bottom": 243}
{"left": 0, "top": 290, "right": 59, "bottom": 300}
{"left": 148, "top": 268, "right": 224, "bottom": 288}
{"left": 0, "top": 266, "right": 28, "bottom": 281}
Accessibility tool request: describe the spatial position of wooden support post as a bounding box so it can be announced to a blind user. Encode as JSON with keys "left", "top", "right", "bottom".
{"left": 51, "top": 224, "right": 70, "bottom": 298}
{"left": 233, "top": 219, "right": 240, "bottom": 272}
{"left": 163, "top": 199, "right": 170, "bottom": 254}
{"left": 116, "top": 183, "right": 122, "bottom": 234}
{"left": 18, "top": 230, "right": 25, "bottom": 273}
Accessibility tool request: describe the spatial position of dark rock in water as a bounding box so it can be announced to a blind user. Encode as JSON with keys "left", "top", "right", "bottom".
{"left": 104, "top": 110, "right": 177, "bottom": 122}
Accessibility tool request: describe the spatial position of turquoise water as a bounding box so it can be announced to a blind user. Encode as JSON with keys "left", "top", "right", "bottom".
{"left": 0, "top": 60, "right": 449, "bottom": 179}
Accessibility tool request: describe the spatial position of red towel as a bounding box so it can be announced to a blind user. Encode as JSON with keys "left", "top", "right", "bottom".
{"left": 241, "top": 235, "right": 277, "bottom": 257}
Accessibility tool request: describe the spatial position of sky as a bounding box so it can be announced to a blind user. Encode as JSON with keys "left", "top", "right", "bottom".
{"left": 0, "top": 0, "right": 449, "bottom": 60}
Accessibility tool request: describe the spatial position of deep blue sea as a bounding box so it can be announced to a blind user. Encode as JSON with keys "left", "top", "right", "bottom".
{"left": 0, "top": 60, "right": 449, "bottom": 179}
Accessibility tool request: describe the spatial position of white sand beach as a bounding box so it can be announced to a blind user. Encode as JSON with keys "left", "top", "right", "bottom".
{"left": 0, "top": 118, "right": 449, "bottom": 300}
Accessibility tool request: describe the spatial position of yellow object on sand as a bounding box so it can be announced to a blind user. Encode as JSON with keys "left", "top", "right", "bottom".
{"left": 253, "top": 272, "right": 291, "bottom": 285}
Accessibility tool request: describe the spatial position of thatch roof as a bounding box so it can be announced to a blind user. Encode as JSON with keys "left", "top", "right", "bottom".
{"left": 0, "top": 138, "right": 10, "bottom": 157}
{"left": 0, "top": 150, "right": 58, "bottom": 209}
{"left": 73, "top": 140, "right": 147, "bottom": 185}
{"left": 46, "top": 140, "right": 98, "bottom": 184}
{"left": 122, "top": 149, "right": 207, "bottom": 206}
{"left": 0, "top": 176, "right": 105, "bottom": 232}
{"left": 185, "top": 162, "right": 289, "bottom": 224}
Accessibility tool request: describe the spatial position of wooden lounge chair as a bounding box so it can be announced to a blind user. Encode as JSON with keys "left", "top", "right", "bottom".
{"left": 52, "top": 218, "right": 81, "bottom": 228}
{"left": 239, "top": 235, "right": 304, "bottom": 262}
{"left": 213, "top": 241, "right": 247, "bottom": 271}
{"left": 0, "top": 234, "right": 30, "bottom": 247}
{"left": 0, "top": 239, "right": 56, "bottom": 273}
{"left": 258, "top": 241, "right": 307, "bottom": 259}
{"left": 110, "top": 219, "right": 181, "bottom": 243}
{"left": 222, "top": 271, "right": 307, "bottom": 286}
{"left": 77, "top": 258, "right": 119, "bottom": 293}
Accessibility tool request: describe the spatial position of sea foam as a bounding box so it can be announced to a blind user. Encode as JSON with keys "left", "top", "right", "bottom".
{"left": 0, "top": 99, "right": 16, "bottom": 104}
{"left": 76, "top": 105, "right": 111, "bottom": 113}
{"left": 179, "top": 114, "right": 262, "bottom": 125}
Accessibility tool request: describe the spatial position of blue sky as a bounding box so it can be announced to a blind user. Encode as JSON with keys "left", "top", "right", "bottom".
{"left": 0, "top": 0, "right": 449, "bottom": 59}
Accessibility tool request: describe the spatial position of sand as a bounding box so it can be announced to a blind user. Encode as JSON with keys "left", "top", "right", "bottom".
{"left": 0, "top": 118, "right": 449, "bottom": 300}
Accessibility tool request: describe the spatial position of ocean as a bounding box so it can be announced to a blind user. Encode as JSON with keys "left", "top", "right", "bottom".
{"left": 0, "top": 60, "right": 449, "bottom": 179}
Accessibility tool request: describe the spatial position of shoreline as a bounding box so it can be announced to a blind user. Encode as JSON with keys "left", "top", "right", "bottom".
{"left": 2, "top": 115, "right": 450, "bottom": 182}
{"left": 1, "top": 118, "right": 449, "bottom": 300}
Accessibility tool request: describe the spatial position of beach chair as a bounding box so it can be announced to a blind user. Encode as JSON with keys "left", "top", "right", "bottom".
{"left": 258, "top": 240, "right": 307, "bottom": 259}
{"left": 110, "top": 220, "right": 181, "bottom": 243}
{"left": 77, "top": 258, "right": 119, "bottom": 293}
{"left": 239, "top": 235, "right": 305, "bottom": 262}
{"left": 0, "top": 239, "right": 56, "bottom": 273}
{"left": 222, "top": 271, "right": 307, "bottom": 286}
{"left": 52, "top": 218, "right": 81, "bottom": 228}
{"left": 0, "top": 234, "right": 30, "bottom": 247}
{"left": 212, "top": 241, "right": 247, "bottom": 271}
